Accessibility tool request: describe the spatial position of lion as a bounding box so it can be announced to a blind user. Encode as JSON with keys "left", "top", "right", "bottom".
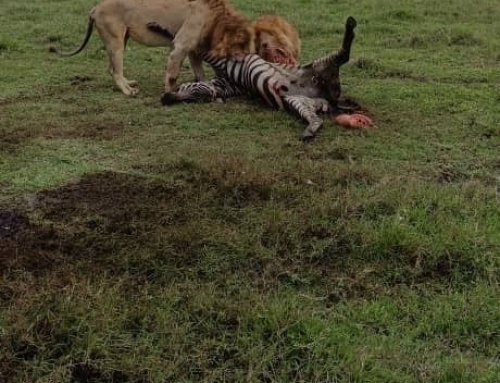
{"left": 51, "top": 0, "right": 255, "bottom": 96}
{"left": 252, "top": 14, "right": 301, "bottom": 65}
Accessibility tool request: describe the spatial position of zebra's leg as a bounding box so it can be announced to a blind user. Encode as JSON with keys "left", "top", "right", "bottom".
{"left": 283, "top": 96, "right": 330, "bottom": 140}
{"left": 161, "top": 80, "right": 218, "bottom": 105}
{"left": 333, "top": 16, "right": 357, "bottom": 66}
{"left": 161, "top": 77, "right": 244, "bottom": 105}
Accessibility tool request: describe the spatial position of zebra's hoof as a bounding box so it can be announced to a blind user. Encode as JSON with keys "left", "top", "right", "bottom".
{"left": 301, "top": 131, "right": 315, "bottom": 142}
{"left": 161, "top": 92, "right": 178, "bottom": 105}
{"left": 346, "top": 16, "right": 357, "bottom": 31}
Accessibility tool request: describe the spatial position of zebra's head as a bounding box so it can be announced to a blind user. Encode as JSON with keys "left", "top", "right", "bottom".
{"left": 309, "top": 16, "right": 357, "bottom": 106}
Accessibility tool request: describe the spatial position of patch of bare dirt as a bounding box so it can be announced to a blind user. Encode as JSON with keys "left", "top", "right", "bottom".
{"left": 1, "top": 171, "right": 199, "bottom": 283}
{"left": 0, "top": 131, "right": 31, "bottom": 150}
{"left": 0, "top": 210, "right": 64, "bottom": 276}
{"left": 42, "top": 120, "right": 126, "bottom": 140}
{"left": 0, "top": 351, "right": 22, "bottom": 383}
{"left": 0, "top": 210, "right": 30, "bottom": 238}
{"left": 37, "top": 171, "right": 181, "bottom": 224}
{"left": 30, "top": 171, "right": 194, "bottom": 276}
{"left": 70, "top": 363, "right": 150, "bottom": 383}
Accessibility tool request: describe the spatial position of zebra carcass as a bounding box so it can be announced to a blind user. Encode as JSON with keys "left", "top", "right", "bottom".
{"left": 148, "top": 16, "right": 357, "bottom": 140}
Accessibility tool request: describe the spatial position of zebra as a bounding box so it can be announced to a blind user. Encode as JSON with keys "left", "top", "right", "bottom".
{"left": 147, "top": 16, "right": 357, "bottom": 140}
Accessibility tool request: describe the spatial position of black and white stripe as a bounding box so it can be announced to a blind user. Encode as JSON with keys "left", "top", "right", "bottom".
{"left": 201, "top": 53, "right": 295, "bottom": 110}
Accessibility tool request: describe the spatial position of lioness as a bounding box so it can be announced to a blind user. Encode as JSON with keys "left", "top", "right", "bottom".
{"left": 52, "top": 0, "right": 255, "bottom": 96}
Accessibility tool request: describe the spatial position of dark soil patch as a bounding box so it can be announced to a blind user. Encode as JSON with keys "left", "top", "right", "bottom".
{"left": 0, "top": 130, "right": 30, "bottom": 150}
{"left": 0, "top": 210, "right": 30, "bottom": 238}
{"left": 30, "top": 170, "right": 230, "bottom": 280}
{"left": 70, "top": 363, "right": 149, "bottom": 383}
{"left": 42, "top": 120, "right": 126, "bottom": 140}
{"left": 2, "top": 166, "right": 477, "bottom": 297}
{"left": 1, "top": 168, "right": 278, "bottom": 284}
{"left": 0, "top": 209, "right": 64, "bottom": 276}
{"left": 37, "top": 171, "right": 182, "bottom": 224}
{"left": 0, "top": 169, "right": 288, "bottom": 287}
{"left": 0, "top": 352, "right": 22, "bottom": 383}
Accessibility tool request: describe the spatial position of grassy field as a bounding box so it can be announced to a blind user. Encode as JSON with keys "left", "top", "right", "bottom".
{"left": 1, "top": 0, "right": 500, "bottom": 382}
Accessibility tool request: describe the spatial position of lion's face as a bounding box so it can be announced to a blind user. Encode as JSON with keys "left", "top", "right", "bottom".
{"left": 252, "top": 15, "right": 301, "bottom": 65}
{"left": 258, "top": 37, "right": 297, "bottom": 65}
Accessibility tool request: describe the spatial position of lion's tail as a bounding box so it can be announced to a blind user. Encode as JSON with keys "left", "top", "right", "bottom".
{"left": 50, "top": 16, "right": 95, "bottom": 56}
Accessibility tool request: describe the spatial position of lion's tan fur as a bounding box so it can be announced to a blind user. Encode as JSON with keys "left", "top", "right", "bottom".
{"left": 252, "top": 15, "right": 301, "bottom": 64}
{"left": 187, "top": 0, "right": 255, "bottom": 59}
{"left": 206, "top": 13, "right": 255, "bottom": 58}
{"left": 53, "top": 0, "right": 255, "bottom": 96}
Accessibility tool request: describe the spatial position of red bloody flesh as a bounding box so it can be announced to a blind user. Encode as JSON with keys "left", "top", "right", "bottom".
{"left": 334, "top": 113, "right": 375, "bottom": 129}
{"left": 262, "top": 47, "right": 297, "bottom": 65}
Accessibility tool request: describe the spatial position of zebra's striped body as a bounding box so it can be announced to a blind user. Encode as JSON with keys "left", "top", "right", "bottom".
{"left": 158, "top": 16, "right": 357, "bottom": 139}
{"left": 202, "top": 53, "right": 329, "bottom": 109}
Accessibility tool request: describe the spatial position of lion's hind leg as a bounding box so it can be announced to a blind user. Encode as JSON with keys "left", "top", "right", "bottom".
{"left": 108, "top": 45, "right": 139, "bottom": 96}
{"left": 106, "top": 36, "right": 138, "bottom": 89}
{"left": 95, "top": 20, "right": 138, "bottom": 96}
{"left": 122, "top": 35, "right": 138, "bottom": 87}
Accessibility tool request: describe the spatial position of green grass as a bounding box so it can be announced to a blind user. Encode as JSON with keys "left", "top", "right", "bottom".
{"left": 1, "top": 0, "right": 500, "bottom": 382}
